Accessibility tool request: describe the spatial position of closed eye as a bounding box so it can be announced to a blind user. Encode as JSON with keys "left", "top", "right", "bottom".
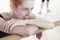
{"left": 22, "top": 7, "right": 34, "bottom": 10}
{"left": 31, "top": 7, "right": 34, "bottom": 10}
{"left": 22, "top": 8, "right": 28, "bottom": 10}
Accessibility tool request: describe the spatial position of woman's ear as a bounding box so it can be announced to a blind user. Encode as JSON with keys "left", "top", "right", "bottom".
{"left": 10, "top": 3, "right": 16, "bottom": 10}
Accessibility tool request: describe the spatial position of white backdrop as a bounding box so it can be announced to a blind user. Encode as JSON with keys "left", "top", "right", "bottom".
{"left": 0, "top": 0, "right": 60, "bottom": 22}
{"left": 33, "top": 0, "right": 60, "bottom": 22}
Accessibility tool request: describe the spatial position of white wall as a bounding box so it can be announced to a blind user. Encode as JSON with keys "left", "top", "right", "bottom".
{"left": 33, "top": 0, "right": 60, "bottom": 22}
{"left": 46, "top": 0, "right": 60, "bottom": 22}
{"left": 0, "top": 0, "right": 10, "bottom": 13}
{"left": 0, "top": 0, "right": 60, "bottom": 22}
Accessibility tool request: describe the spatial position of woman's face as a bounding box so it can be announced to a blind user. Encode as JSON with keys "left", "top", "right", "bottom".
{"left": 14, "top": 0, "right": 35, "bottom": 19}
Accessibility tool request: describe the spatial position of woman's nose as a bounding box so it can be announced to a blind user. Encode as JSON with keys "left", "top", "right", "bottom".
{"left": 26, "top": 9, "right": 31, "bottom": 16}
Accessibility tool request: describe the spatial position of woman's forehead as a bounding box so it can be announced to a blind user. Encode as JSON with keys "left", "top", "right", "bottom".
{"left": 24, "top": 0, "right": 35, "bottom": 4}
{"left": 20, "top": 0, "right": 35, "bottom": 8}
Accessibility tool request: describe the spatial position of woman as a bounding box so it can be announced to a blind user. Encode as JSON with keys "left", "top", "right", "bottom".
{"left": 0, "top": 0, "right": 54, "bottom": 38}
{"left": 0, "top": 0, "right": 38, "bottom": 37}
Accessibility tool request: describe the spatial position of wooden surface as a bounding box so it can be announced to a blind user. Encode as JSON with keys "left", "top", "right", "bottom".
{"left": 0, "top": 35, "right": 23, "bottom": 40}
{"left": 0, "top": 29, "right": 45, "bottom": 40}
{"left": 54, "top": 20, "right": 60, "bottom": 26}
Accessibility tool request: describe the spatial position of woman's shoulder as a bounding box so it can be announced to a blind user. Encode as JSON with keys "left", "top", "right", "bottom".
{"left": 0, "top": 12, "right": 12, "bottom": 20}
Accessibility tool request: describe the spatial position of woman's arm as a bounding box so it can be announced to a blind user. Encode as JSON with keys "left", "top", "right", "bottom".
{"left": 26, "top": 19, "right": 55, "bottom": 29}
{"left": 0, "top": 18, "right": 5, "bottom": 31}
{"left": 0, "top": 18, "right": 38, "bottom": 37}
{"left": 11, "top": 25, "right": 38, "bottom": 37}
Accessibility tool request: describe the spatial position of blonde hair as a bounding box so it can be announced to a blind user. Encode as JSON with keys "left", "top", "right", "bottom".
{"left": 10, "top": 0, "right": 24, "bottom": 8}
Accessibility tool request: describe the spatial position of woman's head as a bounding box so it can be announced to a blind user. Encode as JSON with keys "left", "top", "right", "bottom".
{"left": 10, "top": 0, "right": 23, "bottom": 8}
{"left": 10, "top": 0, "right": 35, "bottom": 19}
